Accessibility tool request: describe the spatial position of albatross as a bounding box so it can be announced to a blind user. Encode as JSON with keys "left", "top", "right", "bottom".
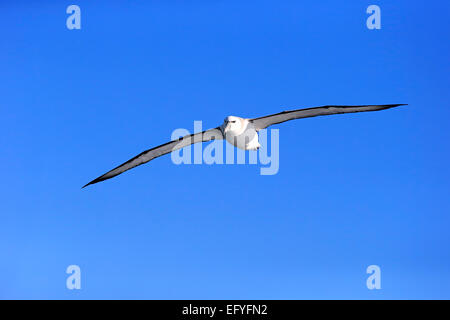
{"left": 83, "top": 104, "right": 406, "bottom": 188}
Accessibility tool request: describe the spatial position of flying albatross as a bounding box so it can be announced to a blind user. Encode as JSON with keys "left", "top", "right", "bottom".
{"left": 83, "top": 104, "right": 406, "bottom": 188}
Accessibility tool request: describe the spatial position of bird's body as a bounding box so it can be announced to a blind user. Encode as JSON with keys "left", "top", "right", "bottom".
{"left": 222, "top": 116, "right": 261, "bottom": 150}
{"left": 83, "top": 104, "right": 406, "bottom": 188}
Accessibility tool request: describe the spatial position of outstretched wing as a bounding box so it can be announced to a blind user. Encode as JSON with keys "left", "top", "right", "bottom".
{"left": 250, "top": 104, "right": 406, "bottom": 130}
{"left": 83, "top": 127, "right": 223, "bottom": 188}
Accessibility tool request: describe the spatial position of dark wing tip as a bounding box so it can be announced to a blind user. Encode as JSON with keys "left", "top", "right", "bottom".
{"left": 81, "top": 176, "right": 106, "bottom": 189}
{"left": 384, "top": 103, "right": 408, "bottom": 107}
{"left": 336, "top": 104, "right": 407, "bottom": 109}
{"left": 82, "top": 182, "right": 92, "bottom": 189}
{"left": 81, "top": 180, "right": 95, "bottom": 189}
{"left": 377, "top": 103, "right": 408, "bottom": 111}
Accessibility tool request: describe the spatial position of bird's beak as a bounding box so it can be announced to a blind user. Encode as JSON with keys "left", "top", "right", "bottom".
{"left": 221, "top": 122, "right": 229, "bottom": 133}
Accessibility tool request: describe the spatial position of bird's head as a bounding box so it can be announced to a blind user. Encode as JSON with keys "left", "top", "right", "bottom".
{"left": 221, "top": 116, "right": 243, "bottom": 134}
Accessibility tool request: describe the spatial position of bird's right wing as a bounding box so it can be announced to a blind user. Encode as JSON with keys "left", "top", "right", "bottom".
{"left": 250, "top": 104, "right": 406, "bottom": 130}
{"left": 83, "top": 127, "right": 223, "bottom": 188}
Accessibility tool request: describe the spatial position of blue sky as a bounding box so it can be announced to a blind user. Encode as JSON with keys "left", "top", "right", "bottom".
{"left": 1, "top": 0, "right": 449, "bottom": 299}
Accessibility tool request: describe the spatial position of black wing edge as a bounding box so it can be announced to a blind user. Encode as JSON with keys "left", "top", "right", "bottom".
{"left": 81, "top": 146, "right": 162, "bottom": 189}
{"left": 82, "top": 127, "right": 223, "bottom": 189}
{"left": 81, "top": 141, "right": 171, "bottom": 189}
{"left": 250, "top": 104, "right": 408, "bottom": 124}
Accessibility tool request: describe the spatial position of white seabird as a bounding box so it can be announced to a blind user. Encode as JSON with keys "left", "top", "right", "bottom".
{"left": 83, "top": 104, "right": 406, "bottom": 188}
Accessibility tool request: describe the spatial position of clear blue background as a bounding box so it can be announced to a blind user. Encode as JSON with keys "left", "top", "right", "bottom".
{"left": 1, "top": 0, "right": 449, "bottom": 299}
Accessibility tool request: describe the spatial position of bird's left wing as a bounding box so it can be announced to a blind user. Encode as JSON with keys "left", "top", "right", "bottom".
{"left": 83, "top": 127, "right": 223, "bottom": 188}
{"left": 250, "top": 104, "right": 406, "bottom": 130}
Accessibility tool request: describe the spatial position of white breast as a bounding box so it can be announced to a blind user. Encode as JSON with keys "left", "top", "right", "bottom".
{"left": 225, "top": 120, "right": 260, "bottom": 150}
